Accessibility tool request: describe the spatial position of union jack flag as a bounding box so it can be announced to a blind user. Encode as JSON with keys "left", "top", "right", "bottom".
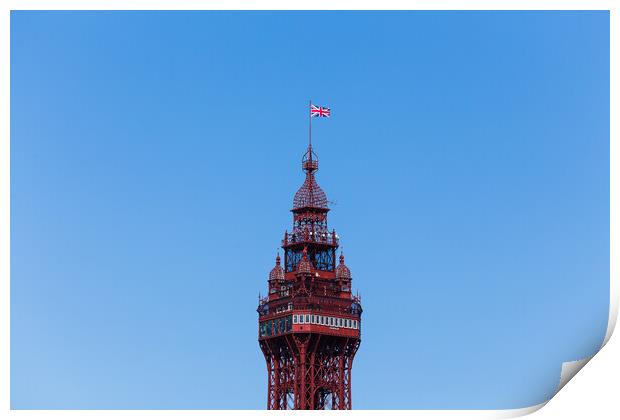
{"left": 310, "top": 104, "right": 331, "bottom": 118}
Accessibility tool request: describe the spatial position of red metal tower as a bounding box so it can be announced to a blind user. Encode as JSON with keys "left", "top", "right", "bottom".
{"left": 257, "top": 142, "right": 362, "bottom": 410}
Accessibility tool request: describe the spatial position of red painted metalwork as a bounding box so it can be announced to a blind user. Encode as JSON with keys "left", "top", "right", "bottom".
{"left": 258, "top": 143, "right": 362, "bottom": 410}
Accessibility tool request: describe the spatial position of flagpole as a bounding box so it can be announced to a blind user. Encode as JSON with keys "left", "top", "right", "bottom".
{"left": 309, "top": 99, "right": 312, "bottom": 149}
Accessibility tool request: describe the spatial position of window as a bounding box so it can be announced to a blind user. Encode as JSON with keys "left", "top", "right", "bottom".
{"left": 312, "top": 315, "right": 315, "bottom": 324}
{"left": 293, "top": 315, "right": 298, "bottom": 324}
{"left": 330, "top": 317, "right": 334, "bottom": 326}
{"left": 347, "top": 319, "right": 351, "bottom": 328}
{"left": 338, "top": 318, "right": 342, "bottom": 327}
{"left": 305, "top": 314, "right": 310, "bottom": 323}
{"left": 353, "top": 320, "right": 357, "bottom": 329}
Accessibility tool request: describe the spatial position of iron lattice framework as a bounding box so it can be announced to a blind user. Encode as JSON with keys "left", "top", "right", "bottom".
{"left": 257, "top": 144, "right": 362, "bottom": 410}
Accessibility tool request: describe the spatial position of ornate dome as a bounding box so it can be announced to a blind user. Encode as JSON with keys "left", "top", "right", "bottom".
{"left": 269, "top": 254, "right": 285, "bottom": 281}
{"left": 292, "top": 144, "right": 328, "bottom": 210}
{"left": 293, "top": 173, "right": 328, "bottom": 210}
{"left": 335, "top": 253, "right": 351, "bottom": 279}
{"left": 296, "top": 247, "right": 313, "bottom": 274}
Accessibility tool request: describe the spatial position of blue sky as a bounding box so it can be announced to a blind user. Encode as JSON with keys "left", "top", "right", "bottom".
{"left": 11, "top": 11, "right": 609, "bottom": 409}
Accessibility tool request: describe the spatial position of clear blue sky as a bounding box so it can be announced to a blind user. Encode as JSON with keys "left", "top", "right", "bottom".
{"left": 11, "top": 11, "right": 609, "bottom": 409}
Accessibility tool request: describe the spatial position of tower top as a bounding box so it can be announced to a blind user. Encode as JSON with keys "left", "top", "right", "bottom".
{"left": 258, "top": 105, "right": 362, "bottom": 410}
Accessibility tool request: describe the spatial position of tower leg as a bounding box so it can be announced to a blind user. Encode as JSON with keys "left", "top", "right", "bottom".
{"left": 273, "top": 358, "right": 280, "bottom": 409}
{"left": 338, "top": 354, "right": 345, "bottom": 409}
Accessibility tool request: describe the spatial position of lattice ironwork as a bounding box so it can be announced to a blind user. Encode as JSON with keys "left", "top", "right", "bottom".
{"left": 293, "top": 173, "right": 328, "bottom": 210}
{"left": 285, "top": 247, "right": 335, "bottom": 273}
{"left": 260, "top": 334, "right": 359, "bottom": 410}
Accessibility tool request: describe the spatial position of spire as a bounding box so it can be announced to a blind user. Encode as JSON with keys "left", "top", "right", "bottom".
{"left": 294, "top": 144, "right": 328, "bottom": 210}
{"left": 296, "top": 247, "right": 313, "bottom": 274}
{"left": 302, "top": 142, "right": 319, "bottom": 174}
{"left": 336, "top": 252, "right": 352, "bottom": 279}
{"left": 269, "top": 252, "right": 285, "bottom": 281}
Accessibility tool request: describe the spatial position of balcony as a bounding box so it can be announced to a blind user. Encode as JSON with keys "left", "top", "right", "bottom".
{"left": 282, "top": 231, "right": 339, "bottom": 247}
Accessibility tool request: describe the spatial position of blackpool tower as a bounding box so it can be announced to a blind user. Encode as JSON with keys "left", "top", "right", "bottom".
{"left": 257, "top": 113, "right": 363, "bottom": 409}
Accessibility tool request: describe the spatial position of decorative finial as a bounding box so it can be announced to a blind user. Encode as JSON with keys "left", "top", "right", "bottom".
{"left": 269, "top": 252, "right": 285, "bottom": 282}
{"left": 302, "top": 145, "right": 319, "bottom": 174}
{"left": 296, "top": 246, "right": 313, "bottom": 274}
{"left": 336, "top": 251, "right": 351, "bottom": 279}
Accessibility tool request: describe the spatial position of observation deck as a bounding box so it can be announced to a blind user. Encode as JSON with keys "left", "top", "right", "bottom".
{"left": 258, "top": 310, "right": 361, "bottom": 340}
{"left": 282, "top": 230, "right": 339, "bottom": 247}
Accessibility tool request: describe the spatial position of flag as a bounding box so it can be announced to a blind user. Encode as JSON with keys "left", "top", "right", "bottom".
{"left": 310, "top": 104, "right": 331, "bottom": 118}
